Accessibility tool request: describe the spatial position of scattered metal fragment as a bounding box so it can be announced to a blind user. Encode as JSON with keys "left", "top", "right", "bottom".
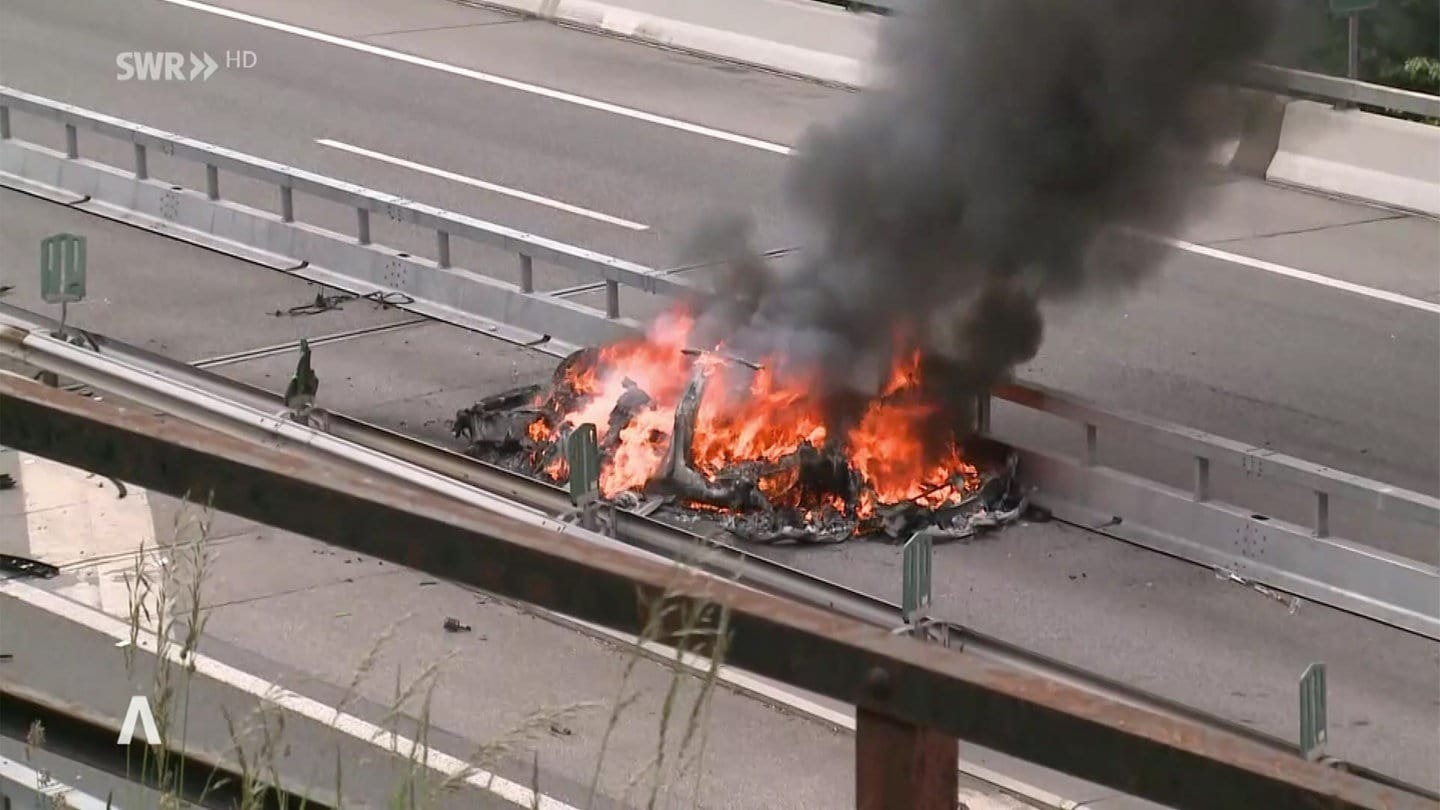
{"left": 275, "top": 289, "right": 415, "bottom": 317}
{"left": 0, "top": 554, "right": 60, "bottom": 579}
{"left": 277, "top": 291, "right": 351, "bottom": 317}
{"left": 1254, "top": 584, "right": 1303, "bottom": 614}
{"left": 443, "top": 617, "right": 472, "bottom": 633}
{"left": 1213, "top": 567, "right": 1303, "bottom": 614}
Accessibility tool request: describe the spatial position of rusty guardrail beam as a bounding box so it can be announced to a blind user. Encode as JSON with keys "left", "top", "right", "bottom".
{"left": 1, "top": 375, "right": 1430, "bottom": 810}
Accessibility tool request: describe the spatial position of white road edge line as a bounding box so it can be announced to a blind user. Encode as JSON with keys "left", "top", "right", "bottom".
{"left": 0, "top": 581, "right": 583, "bottom": 810}
{"left": 548, "top": 613, "right": 1078, "bottom": 810}
{"left": 157, "top": 0, "right": 792, "bottom": 155}
{"left": 316, "top": 138, "right": 650, "bottom": 231}
{"left": 1155, "top": 235, "right": 1440, "bottom": 316}
{"left": 157, "top": 0, "right": 1433, "bottom": 315}
{"left": 0, "top": 755, "right": 120, "bottom": 810}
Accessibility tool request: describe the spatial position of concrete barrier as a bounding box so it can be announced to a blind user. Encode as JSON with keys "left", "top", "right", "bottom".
{"left": 466, "top": 0, "right": 877, "bottom": 86}
{"left": 1267, "top": 100, "right": 1440, "bottom": 216}
{"left": 465, "top": 0, "right": 1438, "bottom": 214}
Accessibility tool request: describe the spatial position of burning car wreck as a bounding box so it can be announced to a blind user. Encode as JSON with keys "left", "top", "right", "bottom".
{"left": 454, "top": 0, "right": 1281, "bottom": 545}
{"left": 454, "top": 309, "right": 1029, "bottom": 545}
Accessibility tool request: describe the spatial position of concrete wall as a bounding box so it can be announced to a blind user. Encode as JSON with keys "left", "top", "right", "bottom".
{"left": 1267, "top": 100, "right": 1440, "bottom": 216}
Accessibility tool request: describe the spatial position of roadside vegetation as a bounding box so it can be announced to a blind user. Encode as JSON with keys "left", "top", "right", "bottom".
{"left": 819, "top": 0, "right": 1439, "bottom": 96}
{"left": 1285, "top": 0, "right": 1439, "bottom": 95}
{"left": 17, "top": 495, "right": 736, "bottom": 810}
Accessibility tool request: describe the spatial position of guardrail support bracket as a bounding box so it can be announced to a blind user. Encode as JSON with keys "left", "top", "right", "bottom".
{"left": 856, "top": 707, "right": 958, "bottom": 810}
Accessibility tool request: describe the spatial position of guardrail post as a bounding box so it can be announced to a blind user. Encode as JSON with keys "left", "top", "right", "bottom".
{"left": 0, "top": 105, "right": 11, "bottom": 139}
{"left": 856, "top": 704, "right": 958, "bottom": 810}
{"left": 518, "top": 253, "right": 534, "bottom": 293}
{"left": 205, "top": 164, "right": 219, "bottom": 200}
{"left": 1084, "top": 423, "right": 1098, "bottom": 467}
{"left": 606, "top": 280, "right": 620, "bottom": 319}
{"left": 1314, "top": 491, "right": 1330, "bottom": 538}
{"left": 356, "top": 208, "right": 370, "bottom": 245}
{"left": 280, "top": 185, "right": 294, "bottom": 223}
{"left": 1193, "top": 456, "right": 1210, "bottom": 502}
{"left": 133, "top": 144, "right": 148, "bottom": 180}
{"left": 64, "top": 124, "right": 78, "bottom": 158}
{"left": 436, "top": 230, "right": 451, "bottom": 269}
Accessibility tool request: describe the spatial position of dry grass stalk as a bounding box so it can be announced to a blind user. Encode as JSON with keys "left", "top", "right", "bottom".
{"left": 23, "top": 488, "right": 737, "bottom": 810}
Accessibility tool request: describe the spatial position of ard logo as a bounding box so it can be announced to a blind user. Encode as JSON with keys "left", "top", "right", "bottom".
{"left": 117, "top": 695, "right": 161, "bottom": 746}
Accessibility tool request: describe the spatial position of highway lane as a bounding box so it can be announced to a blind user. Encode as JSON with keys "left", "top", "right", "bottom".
{"left": 0, "top": 0, "right": 1436, "bottom": 498}
{"left": 1, "top": 191, "right": 1436, "bottom": 791}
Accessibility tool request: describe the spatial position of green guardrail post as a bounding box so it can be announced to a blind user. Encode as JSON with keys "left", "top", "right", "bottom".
{"left": 1299, "top": 662, "right": 1328, "bottom": 760}
{"left": 566, "top": 424, "right": 603, "bottom": 532}
{"left": 40, "top": 233, "right": 87, "bottom": 336}
{"left": 901, "top": 530, "right": 933, "bottom": 628}
{"left": 567, "top": 423, "right": 601, "bottom": 504}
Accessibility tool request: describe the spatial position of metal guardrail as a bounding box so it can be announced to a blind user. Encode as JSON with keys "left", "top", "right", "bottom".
{"left": 996, "top": 381, "right": 1440, "bottom": 533}
{"left": 0, "top": 303, "right": 1338, "bottom": 760}
{"left": 0, "top": 678, "right": 323, "bottom": 810}
{"left": 0, "top": 86, "right": 1436, "bottom": 638}
{"left": 1236, "top": 62, "right": 1440, "bottom": 120}
{"left": 2, "top": 374, "right": 1434, "bottom": 810}
{"left": 0, "top": 87, "right": 695, "bottom": 316}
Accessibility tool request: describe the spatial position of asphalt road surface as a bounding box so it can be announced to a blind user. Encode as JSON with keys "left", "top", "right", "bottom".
{"left": 0, "top": 0, "right": 1437, "bottom": 801}
{"left": 0, "top": 0, "right": 1437, "bottom": 501}
{"left": 0, "top": 191, "right": 1436, "bottom": 798}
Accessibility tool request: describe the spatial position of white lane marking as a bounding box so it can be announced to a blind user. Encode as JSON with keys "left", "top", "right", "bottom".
{"left": 19, "top": 454, "right": 157, "bottom": 617}
{"left": 316, "top": 138, "right": 649, "bottom": 231}
{"left": 158, "top": 0, "right": 1432, "bottom": 314}
{"left": 0, "top": 582, "right": 582, "bottom": 810}
{"left": 1156, "top": 235, "right": 1440, "bottom": 316}
{"left": 0, "top": 755, "right": 121, "bottom": 810}
{"left": 550, "top": 612, "right": 1077, "bottom": 809}
{"left": 157, "top": 0, "right": 792, "bottom": 155}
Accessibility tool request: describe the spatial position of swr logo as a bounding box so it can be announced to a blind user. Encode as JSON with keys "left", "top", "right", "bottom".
{"left": 116, "top": 51, "right": 219, "bottom": 81}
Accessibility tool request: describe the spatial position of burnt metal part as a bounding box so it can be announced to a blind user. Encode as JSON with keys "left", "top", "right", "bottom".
{"left": 457, "top": 357, "right": 1023, "bottom": 544}
{"left": 605, "top": 378, "right": 653, "bottom": 448}
{"left": 650, "top": 366, "right": 767, "bottom": 511}
{"left": 1, "top": 375, "right": 1428, "bottom": 810}
{"left": 0, "top": 677, "right": 329, "bottom": 810}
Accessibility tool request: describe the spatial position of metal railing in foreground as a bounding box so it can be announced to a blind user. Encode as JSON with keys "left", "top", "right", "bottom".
{"left": 2, "top": 375, "right": 1434, "bottom": 810}
{"left": 1, "top": 86, "right": 1435, "bottom": 639}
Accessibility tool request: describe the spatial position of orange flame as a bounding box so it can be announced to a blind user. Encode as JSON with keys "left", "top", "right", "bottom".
{"left": 527, "top": 306, "right": 979, "bottom": 518}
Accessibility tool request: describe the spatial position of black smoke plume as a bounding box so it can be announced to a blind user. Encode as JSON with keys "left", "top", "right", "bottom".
{"left": 682, "top": 0, "right": 1284, "bottom": 436}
